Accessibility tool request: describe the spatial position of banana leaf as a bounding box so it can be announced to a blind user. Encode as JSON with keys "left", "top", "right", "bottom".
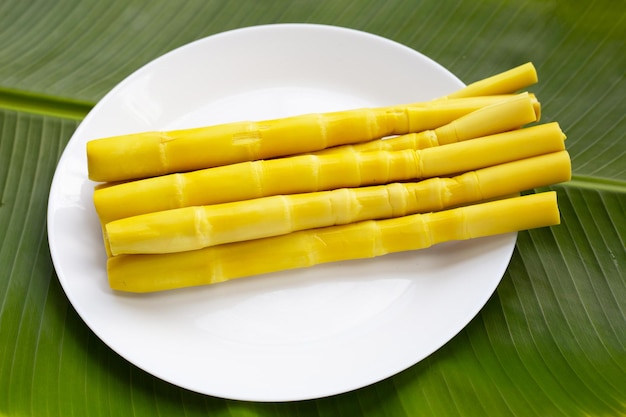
{"left": 0, "top": 0, "right": 624, "bottom": 416}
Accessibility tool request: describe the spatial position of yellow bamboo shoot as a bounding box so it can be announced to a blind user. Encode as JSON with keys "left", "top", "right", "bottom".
{"left": 94, "top": 122, "right": 566, "bottom": 224}
{"left": 107, "top": 191, "right": 560, "bottom": 293}
{"left": 105, "top": 151, "right": 570, "bottom": 255}
{"left": 87, "top": 95, "right": 529, "bottom": 183}
{"left": 444, "top": 62, "right": 538, "bottom": 99}
{"left": 314, "top": 92, "right": 540, "bottom": 155}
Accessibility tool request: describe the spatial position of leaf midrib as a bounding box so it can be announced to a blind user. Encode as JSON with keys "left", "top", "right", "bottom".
{"left": 3, "top": 88, "right": 624, "bottom": 194}
{"left": 0, "top": 87, "right": 93, "bottom": 121}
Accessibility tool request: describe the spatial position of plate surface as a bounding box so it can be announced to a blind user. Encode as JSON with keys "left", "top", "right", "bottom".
{"left": 47, "top": 24, "right": 516, "bottom": 402}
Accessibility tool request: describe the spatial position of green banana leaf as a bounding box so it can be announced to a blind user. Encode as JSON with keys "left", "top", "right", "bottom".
{"left": 1, "top": 0, "right": 624, "bottom": 416}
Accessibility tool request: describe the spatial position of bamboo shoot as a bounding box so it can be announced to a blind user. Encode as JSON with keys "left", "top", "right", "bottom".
{"left": 105, "top": 151, "right": 570, "bottom": 255}
{"left": 444, "top": 62, "right": 537, "bottom": 99}
{"left": 94, "top": 122, "right": 566, "bottom": 224}
{"left": 107, "top": 192, "right": 560, "bottom": 293}
{"left": 314, "top": 92, "right": 540, "bottom": 155}
{"left": 87, "top": 95, "right": 529, "bottom": 182}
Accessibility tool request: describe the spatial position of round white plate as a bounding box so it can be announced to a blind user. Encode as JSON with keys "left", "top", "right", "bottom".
{"left": 47, "top": 24, "right": 516, "bottom": 402}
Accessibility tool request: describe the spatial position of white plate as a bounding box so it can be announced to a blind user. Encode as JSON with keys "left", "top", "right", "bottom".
{"left": 47, "top": 24, "right": 516, "bottom": 402}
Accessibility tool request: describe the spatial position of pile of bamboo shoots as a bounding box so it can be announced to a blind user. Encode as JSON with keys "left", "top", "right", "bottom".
{"left": 86, "top": 63, "right": 571, "bottom": 293}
